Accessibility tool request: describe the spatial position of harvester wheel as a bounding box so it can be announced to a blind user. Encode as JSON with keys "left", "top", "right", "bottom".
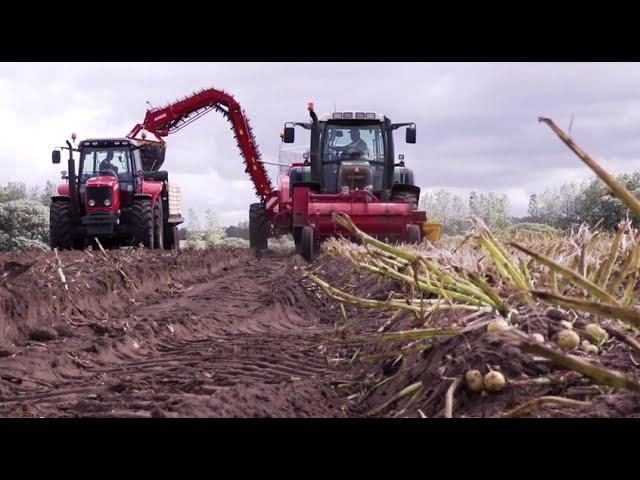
{"left": 300, "top": 226, "right": 315, "bottom": 261}
{"left": 391, "top": 191, "right": 419, "bottom": 210}
{"left": 407, "top": 224, "right": 421, "bottom": 244}
{"left": 50, "top": 201, "right": 75, "bottom": 250}
{"left": 164, "top": 225, "right": 179, "bottom": 251}
{"left": 249, "top": 203, "right": 268, "bottom": 250}
{"left": 153, "top": 202, "right": 164, "bottom": 250}
{"left": 132, "top": 198, "right": 154, "bottom": 249}
{"left": 293, "top": 228, "right": 302, "bottom": 254}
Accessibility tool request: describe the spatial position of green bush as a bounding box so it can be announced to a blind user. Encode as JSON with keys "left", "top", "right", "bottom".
{"left": 0, "top": 199, "right": 49, "bottom": 251}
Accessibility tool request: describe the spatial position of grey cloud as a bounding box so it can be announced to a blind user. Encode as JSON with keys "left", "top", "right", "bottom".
{"left": 2, "top": 62, "right": 640, "bottom": 223}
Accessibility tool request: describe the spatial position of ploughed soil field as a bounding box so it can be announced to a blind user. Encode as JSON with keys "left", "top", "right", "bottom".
{"left": 0, "top": 244, "right": 639, "bottom": 418}
{"left": 0, "top": 248, "right": 356, "bottom": 417}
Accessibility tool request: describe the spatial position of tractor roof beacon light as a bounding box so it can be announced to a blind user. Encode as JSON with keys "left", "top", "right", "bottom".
{"left": 71, "top": 133, "right": 77, "bottom": 144}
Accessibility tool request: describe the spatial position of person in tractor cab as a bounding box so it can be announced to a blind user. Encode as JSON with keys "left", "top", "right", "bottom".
{"left": 99, "top": 151, "right": 119, "bottom": 176}
{"left": 343, "top": 129, "right": 369, "bottom": 159}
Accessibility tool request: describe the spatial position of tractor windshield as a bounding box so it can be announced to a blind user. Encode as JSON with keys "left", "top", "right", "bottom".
{"left": 80, "top": 148, "right": 133, "bottom": 181}
{"left": 321, "top": 123, "right": 386, "bottom": 193}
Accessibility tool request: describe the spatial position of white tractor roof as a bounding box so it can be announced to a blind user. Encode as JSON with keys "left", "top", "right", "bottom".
{"left": 319, "top": 112, "right": 385, "bottom": 122}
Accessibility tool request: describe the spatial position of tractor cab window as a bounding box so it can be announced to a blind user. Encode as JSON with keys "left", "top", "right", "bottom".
{"left": 80, "top": 148, "right": 133, "bottom": 181}
{"left": 321, "top": 123, "right": 386, "bottom": 193}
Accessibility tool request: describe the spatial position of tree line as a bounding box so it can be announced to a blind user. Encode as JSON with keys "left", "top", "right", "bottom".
{"left": 421, "top": 171, "right": 640, "bottom": 235}
{"left": 1, "top": 171, "right": 639, "bottom": 251}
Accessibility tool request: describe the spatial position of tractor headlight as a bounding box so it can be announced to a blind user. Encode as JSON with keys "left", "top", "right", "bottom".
{"left": 341, "top": 186, "right": 350, "bottom": 194}
{"left": 104, "top": 199, "right": 111, "bottom": 206}
{"left": 88, "top": 199, "right": 96, "bottom": 206}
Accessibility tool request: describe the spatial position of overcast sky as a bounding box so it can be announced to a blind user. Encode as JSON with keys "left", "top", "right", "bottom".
{"left": 1, "top": 62, "right": 640, "bottom": 226}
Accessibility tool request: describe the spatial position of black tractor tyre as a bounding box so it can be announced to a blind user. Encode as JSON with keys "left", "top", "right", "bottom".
{"left": 172, "top": 226, "right": 180, "bottom": 250}
{"left": 391, "top": 190, "right": 419, "bottom": 210}
{"left": 407, "top": 224, "right": 421, "bottom": 244}
{"left": 153, "top": 202, "right": 164, "bottom": 250}
{"left": 50, "top": 201, "right": 75, "bottom": 250}
{"left": 249, "top": 203, "right": 268, "bottom": 250}
{"left": 293, "top": 227, "right": 302, "bottom": 254}
{"left": 164, "top": 225, "right": 179, "bottom": 251}
{"left": 132, "top": 198, "right": 154, "bottom": 249}
{"left": 300, "top": 226, "right": 315, "bottom": 262}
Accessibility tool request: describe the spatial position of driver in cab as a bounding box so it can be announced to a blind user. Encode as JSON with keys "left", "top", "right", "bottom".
{"left": 99, "top": 151, "right": 119, "bottom": 176}
{"left": 343, "top": 129, "right": 369, "bottom": 159}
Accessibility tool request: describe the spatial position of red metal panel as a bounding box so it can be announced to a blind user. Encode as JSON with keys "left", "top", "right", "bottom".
{"left": 305, "top": 194, "right": 421, "bottom": 240}
{"left": 85, "top": 176, "right": 120, "bottom": 213}
{"left": 292, "top": 186, "right": 310, "bottom": 228}
{"left": 140, "top": 179, "right": 163, "bottom": 207}
{"left": 57, "top": 183, "right": 69, "bottom": 197}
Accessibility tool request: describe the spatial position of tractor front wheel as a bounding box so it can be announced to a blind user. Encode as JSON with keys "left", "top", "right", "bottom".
{"left": 50, "top": 201, "right": 75, "bottom": 250}
{"left": 132, "top": 198, "right": 154, "bottom": 249}
{"left": 407, "top": 224, "right": 421, "bottom": 244}
{"left": 249, "top": 203, "right": 268, "bottom": 250}
{"left": 300, "top": 226, "right": 315, "bottom": 262}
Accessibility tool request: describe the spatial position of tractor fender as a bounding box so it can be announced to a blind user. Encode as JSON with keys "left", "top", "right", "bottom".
{"left": 140, "top": 181, "right": 163, "bottom": 207}
{"left": 390, "top": 183, "right": 421, "bottom": 198}
{"left": 134, "top": 193, "right": 154, "bottom": 207}
{"left": 390, "top": 184, "right": 421, "bottom": 210}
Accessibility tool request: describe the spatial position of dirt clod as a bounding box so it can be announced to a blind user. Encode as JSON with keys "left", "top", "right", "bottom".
{"left": 28, "top": 327, "right": 58, "bottom": 342}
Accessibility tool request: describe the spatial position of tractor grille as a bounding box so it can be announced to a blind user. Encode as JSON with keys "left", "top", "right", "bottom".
{"left": 87, "top": 186, "right": 112, "bottom": 206}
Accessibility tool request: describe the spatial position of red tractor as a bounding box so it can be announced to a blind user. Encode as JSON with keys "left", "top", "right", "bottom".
{"left": 49, "top": 136, "right": 183, "bottom": 250}
{"left": 256, "top": 104, "right": 430, "bottom": 260}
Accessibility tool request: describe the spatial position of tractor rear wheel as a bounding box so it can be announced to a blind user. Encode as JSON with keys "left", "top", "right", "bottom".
{"left": 407, "top": 224, "right": 421, "bottom": 244}
{"left": 249, "top": 203, "right": 268, "bottom": 250}
{"left": 300, "top": 226, "right": 315, "bottom": 261}
{"left": 164, "top": 225, "right": 179, "bottom": 251}
{"left": 153, "top": 202, "right": 164, "bottom": 250}
{"left": 50, "top": 201, "right": 75, "bottom": 250}
{"left": 132, "top": 198, "right": 154, "bottom": 249}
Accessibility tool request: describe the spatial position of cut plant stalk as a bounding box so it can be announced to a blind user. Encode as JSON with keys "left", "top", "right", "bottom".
{"left": 510, "top": 242, "right": 618, "bottom": 305}
{"left": 500, "top": 328, "right": 640, "bottom": 393}
{"left": 531, "top": 290, "right": 640, "bottom": 329}
{"left": 539, "top": 116, "right": 640, "bottom": 220}
{"left": 345, "top": 326, "right": 463, "bottom": 345}
{"left": 500, "top": 396, "right": 590, "bottom": 418}
{"left": 444, "top": 377, "right": 462, "bottom": 418}
{"left": 607, "top": 244, "right": 640, "bottom": 295}
{"left": 369, "top": 381, "right": 423, "bottom": 416}
{"left": 595, "top": 223, "right": 624, "bottom": 288}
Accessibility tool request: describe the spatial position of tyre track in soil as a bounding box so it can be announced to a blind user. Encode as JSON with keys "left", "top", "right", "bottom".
{"left": 0, "top": 252, "right": 350, "bottom": 418}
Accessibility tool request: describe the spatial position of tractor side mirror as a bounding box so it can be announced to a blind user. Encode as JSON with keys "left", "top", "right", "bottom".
{"left": 283, "top": 126, "right": 295, "bottom": 143}
{"left": 52, "top": 150, "right": 61, "bottom": 164}
{"left": 406, "top": 126, "right": 416, "bottom": 144}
